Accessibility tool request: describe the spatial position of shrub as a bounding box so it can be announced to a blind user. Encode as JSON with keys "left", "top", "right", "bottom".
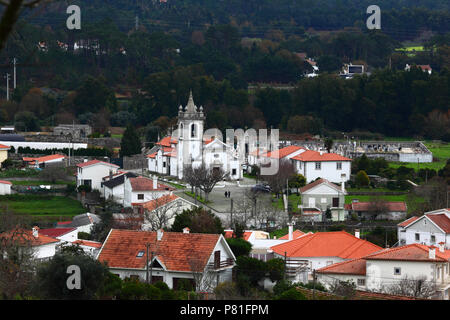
{"left": 226, "top": 238, "right": 252, "bottom": 257}
{"left": 355, "top": 170, "right": 370, "bottom": 187}
{"left": 277, "top": 288, "right": 307, "bottom": 300}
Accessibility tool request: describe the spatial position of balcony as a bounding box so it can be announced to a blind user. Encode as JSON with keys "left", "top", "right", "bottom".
{"left": 207, "top": 258, "right": 234, "bottom": 270}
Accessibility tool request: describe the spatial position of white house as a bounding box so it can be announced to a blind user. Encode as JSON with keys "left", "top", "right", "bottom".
{"left": 72, "top": 239, "right": 103, "bottom": 258}
{"left": 291, "top": 150, "right": 352, "bottom": 183}
{"left": 76, "top": 159, "right": 120, "bottom": 191}
{"left": 346, "top": 200, "right": 407, "bottom": 221}
{"left": 97, "top": 228, "right": 236, "bottom": 291}
{"left": 123, "top": 175, "right": 174, "bottom": 207}
{"left": 0, "top": 226, "right": 60, "bottom": 260}
{"left": 397, "top": 208, "right": 450, "bottom": 248}
{"left": 270, "top": 231, "right": 382, "bottom": 283}
{"left": 147, "top": 92, "right": 243, "bottom": 180}
{"left": 0, "top": 180, "right": 12, "bottom": 195}
{"left": 102, "top": 172, "right": 138, "bottom": 202}
{"left": 0, "top": 143, "right": 10, "bottom": 165}
{"left": 55, "top": 213, "right": 100, "bottom": 234}
{"left": 317, "top": 243, "right": 450, "bottom": 300}
{"left": 299, "top": 178, "right": 347, "bottom": 222}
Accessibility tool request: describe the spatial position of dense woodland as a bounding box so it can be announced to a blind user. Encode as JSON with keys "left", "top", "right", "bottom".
{"left": 0, "top": 1, "right": 448, "bottom": 141}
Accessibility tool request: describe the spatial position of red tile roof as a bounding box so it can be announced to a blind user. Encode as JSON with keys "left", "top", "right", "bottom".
{"left": 0, "top": 180, "right": 12, "bottom": 185}
{"left": 39, "top": 227, "right": 76, "bottom": 238}
{"left": 271, "top": 231, "right": 382, "bottom": 259}
{"left": 128, "top": 177, "right": 174, "bottom": 192}
{"left": 427, "top": 214, "right": 450, "bottom": 233}
{"left": 347, "top": 201, "right": 407, "bottom": 212}
{"left": 397, "top": 216, "right": 420, "bottom": 227}
{"left": 72, "top": 240, "right": 102, "bottom": 248}
{"left": 223, "top": 230, "right": 254, "bottom": 241}
{"left": 147, "top": 152, "right": 157, "bottom": 159}
{"left": 77, "top": 159, "right": 119, "bottom": 168}
{"left": 156, "top": 136, "right": 177, "bottom": 147}
{"left": 365, "top": 243, "right": 450, "bottom": 262}
{"left": 135, "top": 194, "right": 179, "bottom": 211}
{"left": 292, "top": 150, "right": 351, "bottom": 162}
{"left": 0, "top": 143, "right": 11, "bottom": 149}
{"left": 300, "top": 178, "right": 342, "bottom": 193}
{"left": 317, "top": 258, "right": 367, "bottom": 275}
{"left": 0, "top": 228, "right": 59, "bottom": 246}
{"left": 23, "top": 154, "right": 66, "bottom": 164}
{"left": 264, "top": 145, "right": 304, "bottom": 159}
{"left": 98, "top": 229, "right": 223, "bottom": 272}
{"left": 279, "top": 230, "right": 306, "bottom": 240}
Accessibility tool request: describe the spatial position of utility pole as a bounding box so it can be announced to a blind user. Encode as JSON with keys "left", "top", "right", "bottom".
{"left": 12, "top": 58, "right": 17, "bottom": 89}
{"left": 312, "top": 269, "right": 316, "bottom": 299}
{"left": 5, "top": 73, "right": 10, "bottom": 101}
{"left": 146, "top": 242, "right": 150, "bottom": 284}
{"left": 230, "top": 198, "right": 233, "bottom": 227}
{"left": 135, "top": 15, "right": 139, "bottom": 31}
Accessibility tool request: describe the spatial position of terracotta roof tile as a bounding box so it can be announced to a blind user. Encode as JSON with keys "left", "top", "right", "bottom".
{"left": 0, "top": 143, "right": 10, "bottom": 149}
{"left": 72, "top": 240, "right": 102, "bottom": 248}
{"left": 39, "top": 227, "right": 76, "bottom": 238}
{"left": 300, "top": 178, "right": 342, "bottom": 193}
{"left": 398, "top": 216, "right": 420, "bottom": 227}
{"left": 136, "top": 194, "right": 179, "bottom": 211}
{"left": 427, "top": 214, "right": 450, "bottom": 233}
{"left": 77, "top": 159, "right": 119, "bottom": 168}
{"left": 292, "top": 150, "right": 351, "bottom": 162}
{"left": 365, "top": 243, "right": 449, "bottom": 262}
{"left": 317, "top": 258, "right": 367, "bottom": 275}
{"left": 23, "top": 154, "right": 66, "bottom": 164}
{"left": 348, "top": 201, "right": 407, "bottom": 212}
{"left": 128, "top": 177, "right": 174, "bottom": 192}
{"left": 264, "top": 145, "right": 304, "bottom": 159}
{"left": 0, "top": 180, "right": 12, "bottom": 185}
{"left": 279, "top": 230, "right": 306, "bottom": 240}
{"left": 98, "top": 229, "right": 222, "bottom": 272}
{"left": 271, "top": 231, "right": 382, "bottom": 259}
{"left": 156, "top": 136, "right": 177, "bottom": 147}
{"left": 0, "top": 228, "right": 59, "bottom": 246}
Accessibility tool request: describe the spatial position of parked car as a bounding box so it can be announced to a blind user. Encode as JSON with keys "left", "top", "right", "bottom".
{"left": 251, "top": 184, "right": 271, "bottom": 193}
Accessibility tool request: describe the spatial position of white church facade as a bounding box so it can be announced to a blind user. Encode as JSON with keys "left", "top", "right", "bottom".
{"left": 147, "top": 92, "right": 243, "bottom": 180}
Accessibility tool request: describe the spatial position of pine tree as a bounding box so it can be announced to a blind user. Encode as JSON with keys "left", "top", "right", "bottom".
{"left": 120, "top": 125, "right": 141, "bottom": 157}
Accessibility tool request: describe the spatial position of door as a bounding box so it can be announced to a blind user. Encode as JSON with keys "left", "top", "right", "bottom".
{"left": 332, "top": 197, "right": 339, "bottom": 207}
{"left": 308, "top": 197, "right": 315, "bottom": 207}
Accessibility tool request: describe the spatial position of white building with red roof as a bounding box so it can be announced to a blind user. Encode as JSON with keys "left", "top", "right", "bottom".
{"left": 97, "top": 228, "right": 236, "bottom": 291}
{"left": 22, "top": 154, "right": 66, "bottom": 168}
{"left": 76, "top": 159, "right": 120, "bottom": 191}
{"left": 123, "top": 175, "right": 175, "bottom": 207}
{"left": 317, "top": 243, "right": 450, "bottom": 299}
{"left": 72, "top": 239, "right": 103, "bottom": 257}
{"left": 291, "top": 149, "right": 352, "bottom": 183}
{"left": 39, "top": 227, "right": 78, "bottom": 243}
{"left": 0, "top": 180, "right": 12, "bottom": 195}
{"left": 345, "top": 200, "right": 407, "bottom": 221}
{"left": 397, "top": 208, "right": 450, "bottom": 248}
{"left": 147, "top": 92, "right": 243, "bottom": 180}
{"left": 270, "top": 230, "right": 382, "bottom": 283}
{"left": 0, "top": 143, "right": 11, "bottom": 165}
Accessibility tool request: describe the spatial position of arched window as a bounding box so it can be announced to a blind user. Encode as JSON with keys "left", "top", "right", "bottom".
{"left": 179, "top": 123, "right": 184, "bottom": 138}
{"left": 191, "top": 123, "right": 196, "bottom": 138}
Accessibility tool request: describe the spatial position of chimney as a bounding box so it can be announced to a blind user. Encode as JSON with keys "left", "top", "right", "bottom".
{"left": 183, "top": 227, "right": 190, "bottom": 234}
{"left": 288, "top": 223, "right": 294, "bottom": 241}
{"left": 439, "top": 242, "right": 445, "bottom": 253}
{"left": 319, "top": 150, "right": 323, "bottom": 156}
{"left": 32, "top": 226, "right": 39, "bottom": 238}
{"left": 354, "top": 229, "right": 360, "bottom": 239}
{"left": 83, "top": 158, "right": 88, "bottom": 163}
{"left": 273, "top": 236, "right": 277, "bottom": 239}
{"left": 429, "top": 247, "right": 436, "bottom": 259}
{"left": 153, "top": 176, "right": 158, "bottom": 189}
{"left": 109, "top": 170, "right": 113, "bottom": 181}
{"left": 157, "top": 229, "right": 163, "bottom": 241}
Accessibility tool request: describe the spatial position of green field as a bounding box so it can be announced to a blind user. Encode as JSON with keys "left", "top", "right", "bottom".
{"left": 0, "top": 194, "right": 85, "bottom": 216}
{"left": 274, "top": 194, "right": 301, "bottom": 212}
{"left": 0, "top": 169, "right": 39, "bottom": 178}
{"left": 347, "top": 187, "right": 407, "bottom": 193}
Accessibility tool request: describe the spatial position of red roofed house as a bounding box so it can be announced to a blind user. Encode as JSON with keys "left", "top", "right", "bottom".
{"left": 0, "top": 226, "right": 60, "bottom": 260}
{"left": 291, "top": 150, "right": 352, "bottom": 183}
{"left": 72, "top": 239, "right": 103, "bottom": 257}
{"left": 345, "top": 200, "right": 407, "bottom": 221}
{"left": 123, "top": 175, "right": 175, "bottom": 207}
{"left": 299, "top": 178, "right": 347, "bottom": 222}
{"left": 76, "top": 159, "right": 120, "bottom": 191}
{"left": 0, "top": 180, "right": 12, "bottom": 195}
{"left": 39, "top": 227, "right": 78, "bottom": 242}
{"left": 22, "top": 154, "right": 66, "bottom": 168}
{"left": 317, "top": 243, "right": 450, "bottom": 299}
{"left": 97, "top": 228, "right": 236, "bottom": 291}
{"left": 397, "top": 208, "right": 450, "bottom": 249}
{"left": 270, "top": 230, "right": 382, "bottom": 283}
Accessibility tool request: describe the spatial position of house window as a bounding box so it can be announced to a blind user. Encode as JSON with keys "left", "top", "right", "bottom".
{"left": 83, "top": 179, "right": 92, "bottom": 187}
{"left": 138, "top": 194, "right": 144, "bottom": 200}
{"left": 163, "top": 161, "right": 166, "bottom": 168}
{"left": 415, "top": 233, "right": 420, "bottom": 241}
{"left": 394, "top": 267, "right": 401, "bottom": 275}
{"left": 136, "top": 251, "right": 145, "bottom": 258}
{"left": 191, "top": 124, "right": 196, "bottom": 138}
{"left": 315, "top": 162, "right": 321, "bottom": 170}
{"left": 431, "top": 235, "right": 436, "bottom": 243}
{"left": 336, "top": 162, "right": 342, "bottom": 170}
{"left": 357, "top": 279, "right": 366, "bottom": 286}
{"left": 214, "top": 154, "right": 219, "bottom": 158}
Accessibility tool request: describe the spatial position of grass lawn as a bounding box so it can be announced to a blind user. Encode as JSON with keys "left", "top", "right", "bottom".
{"left": 0, "top": 194, "right": 85, "bottom": 216}
{"left": 0, "top": 168, "right": 39, "bottom": 178}
{"left": 273, "top": 194, "right": 301, "bottom": 212}
{"left": 164, "top": 181, "right": 186, "bottom": 190}
{"left": 184, "top": 191, "right": 210, "bottom": 204}
{"left": 111, "top": 134, "right": 123, "bottom": 139}
{"left": 347, "top": 187, "right": 407, "bottom": 193}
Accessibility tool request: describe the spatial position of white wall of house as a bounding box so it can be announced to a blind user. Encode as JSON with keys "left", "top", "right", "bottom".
{"left": 399, "top": 217, "right": 449, "bottom": 248}
{"left": 0, "top": 182, "right": 11, "bottom": 195}
{"left": 56, "top": 229, "right": 78, "bottom": 242}
{"left": 34, "top": 242, "right": 58, "bottom": 260}
{"left": 294, "top": 160, "right": 351, "bottom": 183}
{"left": 1, "top": 141, "right": 87, "bottom": 151}
{"left": 317, "top": 273, "right": 367, "bottom": 291}
{"left": 77, "top": 163, "right": 119, "bottom": 191}
{"left": 104, "top": 184, "right": 125, "bottom": 203}
{"left": 123, "top": 179, "right": 171, "bottom": 207}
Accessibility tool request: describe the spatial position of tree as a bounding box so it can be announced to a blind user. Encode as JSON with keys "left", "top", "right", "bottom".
{"left": 266, "top": 258, "right": 285, "bottom": 282}
{"left": 38, "top": 166, "right": 67, "bottom": 183}
{"left": 120, "top": 125, "right": 141, "bottom": 157}
{"left": 288, "top": 174, "right": 306, "bottom": 194}
{"left": 14, "top": 111, "right": 40, "bottom": 132}
{"left": 384, "top": 276, "right": 436, "bottom": 298}
{"left": 142, "top": 195, "right": 180, "bottom": 231}
{"left": 355, "top": 170, "right": 370, "bottom": 188}
{"left": 225, "top": 238, "right": 252, "bottom": 258}
{"left": 171, "top": 207, "right": 223, "bottom": 234}
{"left": 35, "top": 250, "right": 110, "bottom": 300}
{"left": 261, "top": 159, "right": 296, "bottom": 197}
{"left": 328, "top": 280, "right": 356, "bottom": 299}
{"left": 276, "top": 287, "right": 307, "bottom": 300}
{"left": 188, "top": 255, "right": 217, "bottom": 293}
{"left": 184, "top": 164, "right": 227, "bottom": 202}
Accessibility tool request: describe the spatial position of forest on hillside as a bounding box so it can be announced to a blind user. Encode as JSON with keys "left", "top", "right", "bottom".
{"left": 0, "top": 1, "right": 448, "bottom": 141}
